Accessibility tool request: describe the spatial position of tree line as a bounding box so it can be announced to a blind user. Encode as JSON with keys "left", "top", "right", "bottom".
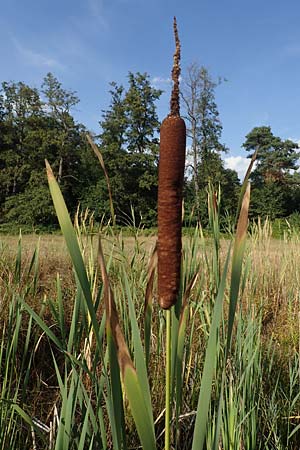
{"left": 0, "top": 66, "right": 299, "bottom": 230}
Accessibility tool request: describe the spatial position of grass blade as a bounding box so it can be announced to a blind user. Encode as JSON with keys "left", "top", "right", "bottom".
{"left": 45, "top": 160, "right": 102, "bottom": 349}
{"left": 86, "top": 133, "right": 115, "bottom": 226}
{"left": 97, "top": 238, "right": 156, "bottom": 450}
{"left": 144, "top": 243, "right": 157, "bottom": 370}
{"left": 191, "top": 246, "right": 232, "bottom": 450}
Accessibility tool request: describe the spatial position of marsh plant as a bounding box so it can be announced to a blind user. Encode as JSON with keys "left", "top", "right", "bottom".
{"left": 1, "top": 175, "right": 300, "bottom": 449}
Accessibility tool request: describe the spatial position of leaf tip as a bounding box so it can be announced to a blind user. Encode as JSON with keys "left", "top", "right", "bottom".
{"left": 45, "top": 159, "right": 54, "bottom": 180}
{"left": 236, "top": 182, "right": 251, "bottom": 243}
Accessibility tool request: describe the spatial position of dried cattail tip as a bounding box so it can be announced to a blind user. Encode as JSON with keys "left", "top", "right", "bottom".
{"left": 157, "top": 18, "right": 186, "bottom": 310}
{"left": 170, "top": 17, "right": 181, "bottom": 117}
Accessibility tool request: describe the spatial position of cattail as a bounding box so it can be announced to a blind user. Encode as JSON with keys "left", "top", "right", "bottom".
{"left": 157, "top": 17, "right": 186, "bottom": 310}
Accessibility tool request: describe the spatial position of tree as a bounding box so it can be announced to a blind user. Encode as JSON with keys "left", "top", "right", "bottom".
{"left": 181, "top": 63, "right": 236, "bottom": 223}
{"left": 82, "top": 72, "right": 162, "bottom": 225}
{"left": 0, "top": 75, "right": 91, "bottom": 227}
{"left": 80, "top": 82, "right": 129, "bottom": 221}
{"left": 243, "top": 126, "right": 299, "bottom": 219}
{"left": 0, "top": 81, "right": 43, "bottom": 198}
{"left": 41, "top": 73, "right": 93, "bottom": 214}
{"left": 123, "top": 72, "right": 162, "bottom": 224}
{"left": 41, "top": 73, "right": 80, "bottom": 184}
{"left": 184, "top": 152, "right": 240, "bottom": 226}
{"left": 3, "top": 170, "right": 57, "bottom": 226}
{"left": 124, "top": 72, "right": 161, "bottom": 154}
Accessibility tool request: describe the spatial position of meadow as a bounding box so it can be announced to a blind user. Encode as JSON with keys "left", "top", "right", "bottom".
{"left": 1, "top": 211, "right": 300, "bottom": 449}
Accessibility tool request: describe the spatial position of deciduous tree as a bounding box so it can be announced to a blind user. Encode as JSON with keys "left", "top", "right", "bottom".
{"left": 83, "top": 72, "right": 162, "bottom": 225}
{"left": 181, "top": 63, "right": 237, "bottom": 223}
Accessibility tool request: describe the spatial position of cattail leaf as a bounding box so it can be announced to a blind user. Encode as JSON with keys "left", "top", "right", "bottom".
{"left": 123, "top": 365, "right": 157, "bottom": 450}
{"left": 235, "top": 148, "right": 257, "bottom": 225}
{"left": 97, "top": 238, "right": 156, "bottom": 450}
{"left": 12, "top": 405, "right": 33, "bottom": 428}
{"left": 176, "top": 270, "right": 199, "bottom": 418}
{"left": 13, "top": 405, "right": 45, "bottom": 443}
{"left": 86, "top": 133, "right": 115, "bottom": 226}
{"left": 192, "top": 246, "right": 232, "bottom": 450}
{"left": 144, "top": 243, "right": 157, "bottom": 369}
{"left": 45, "top": 160, "right": 102, "bottom": 349}
{"left": 52, "top": 358, "right": 76, "bottom": 449}
{"left": 97, "top": 238, "right": 133, "bottom": 375}
{"left": 235, "top": 182, "right": 251, "bottom": 246}
{"left": 97, "top": 240, "right": 127, "bottom": 449}
{"left": 107, "top": 328, "right": 126, "bottom": 450}
{"left": 226, "top": 182, "right": 251, "bottom": 353}
{"left": 14, "top": 231, "right": 22, "bottom": 284}
{"left": 122, "top": 265, "right": 153, "bottom": 412}
{"left": 67, "top": 284, "right": 84, "bottom": 354}
{"left": 21, "top": 302, "right": 63, "bottom": 350}
{"left": 212, "top": 183, "right": 251, "bottom": 450}
{"left": 78, "top": 403, "right": 92, "bottom": 450}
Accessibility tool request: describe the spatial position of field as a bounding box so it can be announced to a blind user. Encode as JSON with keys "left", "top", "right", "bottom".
{"left": 1, "top": 220, "right": 300, "bottom": 449}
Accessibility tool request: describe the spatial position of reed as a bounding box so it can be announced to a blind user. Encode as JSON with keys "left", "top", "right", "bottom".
{"left": 1, "top": 205, "right": 300, "bottom": 448}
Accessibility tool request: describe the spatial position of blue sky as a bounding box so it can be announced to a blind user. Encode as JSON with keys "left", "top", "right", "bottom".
{"left": 1, "top": 0, "right": 300, "bottom": 179}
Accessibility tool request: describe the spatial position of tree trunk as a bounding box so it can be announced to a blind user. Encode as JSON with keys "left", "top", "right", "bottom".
{"left": 191, "top": 119, "right": 200, "bottom": 221}
{"left": 13, "top": 173, "right": 17, "bottom": 194}
{"left": 58, "top": 157, "right": 63, "bottom": 184}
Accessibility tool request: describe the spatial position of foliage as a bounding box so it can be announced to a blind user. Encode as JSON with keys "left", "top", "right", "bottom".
{"left": 2, "top": 74, "right": 300, "bottom": 229}
{"left": 184, "top": 152, "right": 240, "bottom": 226}
{"left": 181, "top": 63, "right": 238, "bottom": 222}
{"left": 243, "top": 126, "right": 300, "bottom": 219}
{"left": 0, "top": 76, "right": 94, "bottom": 226}
{"left": 3, "top": 171, "right": 56, "bottom": 225}
{"left": 1, "top": 201, "right": 300, "bottom": 448}
{"left": 182, "top": 63, "right": 227, "bottom": 159}
{"left": 81, "top": 72, "right": 162, "bottom": 226}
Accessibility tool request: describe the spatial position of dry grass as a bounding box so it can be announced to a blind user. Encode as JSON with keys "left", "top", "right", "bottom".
{"left": 0, "top": 233, "right": 156, "bottom": 303}
{"left": 1, "top": 231, "right": 298, "bottom": 366}
{"left": 246, "top": 236, "right": 300, "bottom": 359}
{"left": 1, "top": 230, "right": 300, "bottom": 448}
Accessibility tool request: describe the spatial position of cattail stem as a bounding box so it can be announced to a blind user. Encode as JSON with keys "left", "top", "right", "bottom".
{"left": 159, "top": 17, "right": 186, "bottom": 450}
{"left": 165, "top": 309, "right": 172, "bottom": 450}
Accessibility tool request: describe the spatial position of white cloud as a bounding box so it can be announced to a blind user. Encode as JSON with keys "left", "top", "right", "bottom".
{"left": 152, "top": 76, "right": 171, "bottom": 85}
{"left": 12, "top": 38, "right": 64, "bottom": 70}
{"left": 224, "top": 155, "right": 256, "bottom": 181}
{"left": 288, "top": 138, "right": 300, "bottom": 147}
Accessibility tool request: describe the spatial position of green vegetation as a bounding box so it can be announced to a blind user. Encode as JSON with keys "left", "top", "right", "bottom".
{"left": 243, "top": 126, "right": 300, "bottom": 220}
{"left": 1, "top": 68, "right": 299, "bottom": 231}
{"left": 1, "top": 203, "right": 300, "bottom": 448}
{"left": 0, "top": 72, "right": 162, "bottom": 228}
{"left": 181, "top": 63, "right": 239, "bottom": 224}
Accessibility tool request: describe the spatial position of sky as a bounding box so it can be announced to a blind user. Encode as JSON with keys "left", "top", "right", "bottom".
{"left": 1, "top": 0, "right": 300, "bottom": 180}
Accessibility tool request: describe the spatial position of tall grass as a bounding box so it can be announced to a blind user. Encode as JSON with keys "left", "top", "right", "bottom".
{"left": 1, "top": 211, "right": 300, "bottom": 448}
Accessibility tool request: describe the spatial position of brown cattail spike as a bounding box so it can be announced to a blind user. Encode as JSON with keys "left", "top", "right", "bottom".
{"left": 170, "top": 17, "right": 181, "bottom": 116}
{"left": 157, "top": 19, "right": 186, "bottom": 310}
